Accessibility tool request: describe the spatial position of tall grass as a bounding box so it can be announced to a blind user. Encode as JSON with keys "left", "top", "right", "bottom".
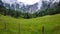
{"left": 0, "top": 14, "right": 60, "bottom": 34}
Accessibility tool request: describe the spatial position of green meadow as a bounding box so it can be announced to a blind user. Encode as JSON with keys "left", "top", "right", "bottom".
{"left": 0, "top": 14, "right": 60, "bottom": 34}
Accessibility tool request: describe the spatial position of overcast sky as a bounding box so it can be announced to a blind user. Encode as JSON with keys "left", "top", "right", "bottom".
{"left": 17, "top": 0, "right": 40, "bottom": 5}
{"left": 2, "top": 0, "right": 40, "bottom": 5}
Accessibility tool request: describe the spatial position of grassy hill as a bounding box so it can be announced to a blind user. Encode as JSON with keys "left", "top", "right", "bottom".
{"left": 0, "top": 14, "right": 60, "bottom": 34}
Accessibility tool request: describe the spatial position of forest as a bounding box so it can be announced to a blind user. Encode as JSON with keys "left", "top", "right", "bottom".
{"left": 0, "top": 1, "right": 60, "bottom": 19}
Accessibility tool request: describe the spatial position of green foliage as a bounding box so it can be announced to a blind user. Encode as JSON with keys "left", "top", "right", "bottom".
{"left": 0, "top": 7, "right": 32, "bottom": 19}
{"left": 0, "top": 2, "right": 60, "bottom": 19}
{"left": 36, "top": 2, "right": 60, "bottom": 17}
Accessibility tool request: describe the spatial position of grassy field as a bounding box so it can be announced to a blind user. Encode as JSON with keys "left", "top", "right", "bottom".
{"left": 0, "top": 14, "right": 60, "bottom": 34}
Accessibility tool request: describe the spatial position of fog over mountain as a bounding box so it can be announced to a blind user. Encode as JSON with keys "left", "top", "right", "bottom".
{"left": 2, "top": 0, "right": 39, "bottom": 5}
{"left": 0, "top": 0, "right": 60, "bottom": 13}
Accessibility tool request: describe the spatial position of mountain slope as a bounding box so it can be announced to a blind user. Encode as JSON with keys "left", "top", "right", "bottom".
{"left": 0, "top": 0, "right": 60, "bottom": 14}
{"left": 0, "top": 14, "right": 60, "bottom": 34}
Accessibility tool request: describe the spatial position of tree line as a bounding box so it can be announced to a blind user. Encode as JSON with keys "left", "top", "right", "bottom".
{"left": 0, "top": 2, "right": 60, "bottom": 19}
{"left": 34, "top": 2, "right": 60, "bottom": 17}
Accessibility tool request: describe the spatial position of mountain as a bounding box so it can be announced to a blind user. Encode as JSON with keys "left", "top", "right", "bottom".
{"left": 0, "top": 0, "right": 4, "bottom": 8}
{"left": 0, "top": 0, "right": 60, "bottom": 14}
{"left": 40, "top": 0, "right": 60, "bottom": 11}
{"left": 2, "top": 1, "right": 39, "bottom": 14}
{"left": 3, "top": 2, "right": 38, "bottom": 13}
{"left": 20, "top": 3, "right": 38, "bottom": 13}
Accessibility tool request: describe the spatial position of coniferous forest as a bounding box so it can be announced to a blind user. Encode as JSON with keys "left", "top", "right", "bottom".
{"left": 0, "top": 0, "right": 60, "bottom": 19}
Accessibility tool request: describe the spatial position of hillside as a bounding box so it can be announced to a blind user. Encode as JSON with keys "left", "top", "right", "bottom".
{"left": 0, "top": 14, "right": 60, "bottom": 34}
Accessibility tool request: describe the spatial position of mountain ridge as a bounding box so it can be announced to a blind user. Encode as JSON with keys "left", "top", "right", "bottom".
{"left": 0, "top": 0, "right": 60, "bottom": 14}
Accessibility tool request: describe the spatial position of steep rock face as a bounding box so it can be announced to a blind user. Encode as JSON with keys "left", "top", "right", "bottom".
{"left": 0, "top": 0, "right": 60, "bottom": 14}
{"left": 1, "top": 1, "right": 39, "bottom": 13}
{"left": 0, "top": 0, "right": 4, "bottom": 8}
{"left": 40, "top": 0, "right": 60, "bottom": 10}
